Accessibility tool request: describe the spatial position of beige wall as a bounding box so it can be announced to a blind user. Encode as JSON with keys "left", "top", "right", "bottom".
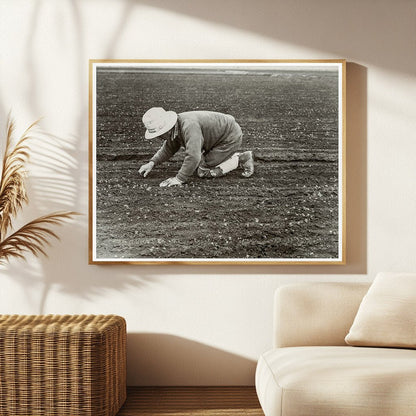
{"left": 0, "top": 0, "right": 415, "bottom": 385}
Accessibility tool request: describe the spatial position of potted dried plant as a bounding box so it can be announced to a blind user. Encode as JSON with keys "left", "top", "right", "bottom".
{"left": 0, "top": 116, "right": 78, "bottom": 264}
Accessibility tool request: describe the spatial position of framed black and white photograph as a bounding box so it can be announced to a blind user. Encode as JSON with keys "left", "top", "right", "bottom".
{"left": 89, "top": 60, "right": 346, "bottom": 265}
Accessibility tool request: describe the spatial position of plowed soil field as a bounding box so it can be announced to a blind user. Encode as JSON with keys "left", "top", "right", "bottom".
{"left": 94, "top": 68, "right": 340, "bottom": 261}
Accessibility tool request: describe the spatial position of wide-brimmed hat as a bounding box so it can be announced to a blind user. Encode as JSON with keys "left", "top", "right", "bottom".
{"left": 142, "top": 107, "right": 178, "bottom": 140}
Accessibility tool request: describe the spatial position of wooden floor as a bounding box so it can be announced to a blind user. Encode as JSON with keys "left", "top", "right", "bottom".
{"left": 117, "top": 386, "right": 264, "bottom": 416}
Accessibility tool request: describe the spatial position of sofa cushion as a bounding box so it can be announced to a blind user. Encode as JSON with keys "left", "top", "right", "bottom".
{"left": 256, "top": 346, "right": 416, "bottom": 416}
{"left": 345, "top": 272, "right": 416, "bottom": 348}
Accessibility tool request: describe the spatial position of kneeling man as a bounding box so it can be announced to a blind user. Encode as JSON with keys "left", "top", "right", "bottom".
{"left": 139, "top": 107, "right": 254, "bottom": 187}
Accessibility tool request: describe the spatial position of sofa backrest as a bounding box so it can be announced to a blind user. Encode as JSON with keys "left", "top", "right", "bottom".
{"left": 273, "top": 282, "right": 370, "bottom": 348}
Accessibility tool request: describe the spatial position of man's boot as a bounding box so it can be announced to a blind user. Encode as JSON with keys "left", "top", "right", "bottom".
{"left": 238, "top": 151, "right": 254, "bottom": 177}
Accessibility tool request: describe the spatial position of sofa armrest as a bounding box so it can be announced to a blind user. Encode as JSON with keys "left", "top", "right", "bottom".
{"left": 273, "top": 282, "right": 370, "bottom": 348}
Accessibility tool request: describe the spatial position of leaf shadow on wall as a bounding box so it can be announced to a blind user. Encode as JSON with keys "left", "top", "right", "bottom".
{"left": 0, "top": 0, "right": 159, "bottom": 314}
{"left": 126, "top": 333, "right": 257, "bottom": 386}
{"left": 0, "top": 126, "right": 156, "bottom": 314}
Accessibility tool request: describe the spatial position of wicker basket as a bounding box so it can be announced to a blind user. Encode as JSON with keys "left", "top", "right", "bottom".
{"left": 0, "top": 314, "right": 126, "bottom": 416}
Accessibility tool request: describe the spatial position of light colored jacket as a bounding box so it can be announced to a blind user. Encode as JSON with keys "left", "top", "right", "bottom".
{"left": 150, "top": 111, "right": 241, "bottom": 182}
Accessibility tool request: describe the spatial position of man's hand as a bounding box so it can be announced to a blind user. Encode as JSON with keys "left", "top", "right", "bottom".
{"left": 159, "top": 177, "right": 184, "bottom": 187}
{"left": 139, "top": 161, "right": 155, "bottom": 177}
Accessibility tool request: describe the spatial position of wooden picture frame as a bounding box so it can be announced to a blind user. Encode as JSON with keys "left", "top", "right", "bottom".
{"left": 89, "top": 60, "right": 346, "bottom": 265}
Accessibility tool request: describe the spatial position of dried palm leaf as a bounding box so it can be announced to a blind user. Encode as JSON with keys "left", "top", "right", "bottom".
{"left": 0, "top": 117, "right": 39, "bottom": 239}
{"left": 0, "top": 211, "right": 78, "bottom": 264}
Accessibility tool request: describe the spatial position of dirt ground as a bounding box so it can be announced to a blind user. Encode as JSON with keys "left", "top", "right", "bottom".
{"left": 94, "top": 68, "right": 340, "bottom": 260}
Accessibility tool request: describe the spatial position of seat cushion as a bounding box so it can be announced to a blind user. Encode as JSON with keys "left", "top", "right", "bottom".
{"left": 256, "top": 346, "right": 416, "bottom": 416}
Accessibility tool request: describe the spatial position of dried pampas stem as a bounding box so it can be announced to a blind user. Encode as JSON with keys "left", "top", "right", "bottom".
{"left": 0, "top": 117, "right": 34, "bottom": 239}
{"left": 0, "top": 212, "right": 78, "bottom": 265}
{"left": 0, "top": 115, "right": 79, "bottom": 264}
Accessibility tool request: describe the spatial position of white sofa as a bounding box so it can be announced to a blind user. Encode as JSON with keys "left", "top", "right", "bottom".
{"left": 255, "top": 282, "right": 416, "bottom": 416}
